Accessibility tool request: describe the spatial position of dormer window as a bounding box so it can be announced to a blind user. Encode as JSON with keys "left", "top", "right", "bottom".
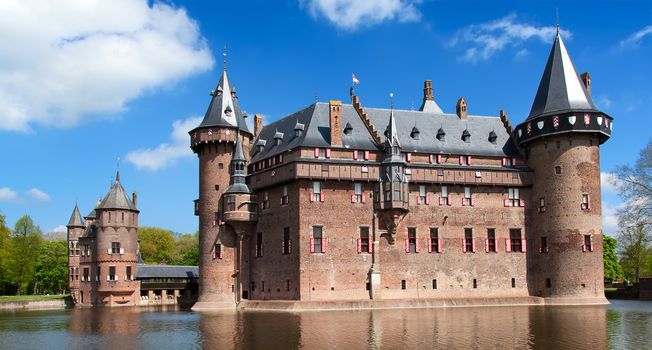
{"left": 256, "top": 139, "right": 266, "bottom": 153}
{"left": 274, "top": 131, "right": 284, "bottom": 146}
{"left": 437, "top": 127, "right": 446, "bottom": 141}
{"left": 343, "top": 122, "right": 353, "bottom": 135}
{"left": 488, "top": 131, "right": 497, "bottom": 144}
{"left": 294, "top": 122, "right": 305, "bottom": 137}
{"left": 411, "top": 126, "right": 420, "bottom": 140}
{"left": 231, "top": 87, "right": 237, "bottom": 98}
{"left": 224, "top": 106, "right": 233, "bottom": 116}
{"left": 462, "top": 129, "right": 471, "bottom": 143}
{"left": 216, "top": 87, "right": 223, "bottom": 96}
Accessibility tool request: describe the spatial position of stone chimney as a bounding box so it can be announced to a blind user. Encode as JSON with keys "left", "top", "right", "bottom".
{"left": 254, "top": 114, "right": 263, "bottom": 138}
{"left": 132, "top": 192, "right": 138, "bottom": 208}
{"left": 580, "top": 72, "right": 591, "bottom": 96}
{"left": 423, "top": 80, "right": 434, "bottom": 101}
{"left": 329, "top": 100, "right": 343, "bottom": 147}
{"left": 456, "top": 97, "right": 468, "bottom": 120}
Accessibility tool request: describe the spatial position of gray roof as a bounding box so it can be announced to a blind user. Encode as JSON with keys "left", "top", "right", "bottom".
{"left": 135, "top": 265, "right": 199, "bottom": 279}
{"left": 195, "top": 68, "right": 251, "bottom": 134}
{"left": 67, "top": 205, "right": 85, "bottom": 227}
{"left": 251, "top": 102, "right": 520, "bottom": 162}
{"left": 96, "top": 172, "right": 138, "bottom": 211}
{"left": 527, "top": 31, "right": 598, "bottom": 121}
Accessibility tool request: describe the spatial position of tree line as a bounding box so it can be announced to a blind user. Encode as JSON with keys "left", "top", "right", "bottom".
{"left": 0, "top": 213, "right": 198, "bottom": 296}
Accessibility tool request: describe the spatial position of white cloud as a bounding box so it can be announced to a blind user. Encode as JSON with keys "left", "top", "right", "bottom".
{"left": 125, "top": 116, "right": 202, "bottom": 171}
{"left": 601, "top": 172, "right": 619, "bottom": 194}
{"left": 619, "top": 25, "right": 652, "bottom": 48}
{"left": 25, "top": 188, "right": 51, "bottom": 202}
{"left": 602, "top": 200, "right": 621, "bottom": 236}
{"left": 451, "top": 14, "right": 568, "bottom": 62}
{"left": 51, "top": 225, "right": 67, "bottom": 233}
{"left": 300, "top": 0, "right": 423, "bottom": 31}
{"left": 0, "top": 0, "right": 214, "bottom": 132}
{"left": 0, "top": 187, "right": 18, "bottom": 202}
{"left": 595, "top": 96, "right": 613, "bottom": 109}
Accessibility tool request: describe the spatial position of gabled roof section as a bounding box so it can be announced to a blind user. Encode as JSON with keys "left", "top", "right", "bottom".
{"left": 67, "top": 204, "right": 85, "bottom": 228}
{"left": 96, "top": 171, "right": 138, "bottom": 211}
{"left": 196, "top": 67, "right": 252, "bottom": 134}
{"left": 527, "top": 31, "right": 598, "bottom": 120}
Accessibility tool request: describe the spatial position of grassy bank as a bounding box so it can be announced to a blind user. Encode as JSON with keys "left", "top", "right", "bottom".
{"left": 0, "top": 295, "right": 68, "bottom": 303}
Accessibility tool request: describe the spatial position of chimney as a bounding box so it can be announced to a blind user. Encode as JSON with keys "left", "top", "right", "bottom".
{"left": 456, "top": 97, "right": 468, "bottom": 120}
{"left": 423, "top": 80, "right": 434, "bottom": 101}
{"left": 254, "top": 114, "right": 263, "bottom": 138}
{"left": 329, "top": 100, "right": 343, "bottom": 147}
{"left": 132, "top": 192, "right": 137, "bottom": 208}
{"left": 580, "top": 72, "right": 591, "bottom": 96}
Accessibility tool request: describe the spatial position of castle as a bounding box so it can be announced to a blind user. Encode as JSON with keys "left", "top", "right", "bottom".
{"left": 189, "top": 28, "right": 612, "bottom": 310}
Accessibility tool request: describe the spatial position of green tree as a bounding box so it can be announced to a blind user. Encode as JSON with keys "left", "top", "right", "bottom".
{"left": 34, "top": 241, "right": 68, "bottom": 295}
{"left": 603, "top": 235, "right": 624, "bottom": 283}
{"left": 0, "top": 212, "right": 13, "bottom": 294}
{"left": 139, "top": 227, "right": 175, "bottom": 264}
{"left": 618, "top": 224, "right": 652, "bottom": 283}
{"left": 173, "top": 233, "right": 199, "bottom": 266}
{"left": 5, "top": 215, "right": 42, "bottom": 295}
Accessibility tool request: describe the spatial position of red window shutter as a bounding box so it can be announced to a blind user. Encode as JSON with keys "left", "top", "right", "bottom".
{"left": 368, "top": 241, "right": 373, "bottom": 254}
{"left": 512, "top": 158, "right": 516, "bottom": 166}
{"left": 437, "top": 239, "right": 442, "bottom": 253}
{"left": 357, "top": 238, "right": 362, "bottom": 254}
{"left": 279, "top": 154, "right": 283, "bottom": 162}
{"left": 320, "top": 193, "right": 325, "bottom": 202}
{"left": 459, "top": 156, "right": 464, "bottom": 165}
{"left": 261, "top": 244, "right": 264, "bottom": 257}
{"left": 468, "top": 156, "right": 473, "bottom": 165}
{"left": 351, "top": 194, "right": 356, "bottom": 203}
{"left": 405, "top": 239, "right": 409, "bottom": 253}
{"left": 504, "top": 198, "right": 511, "bottom": 207}
{"left": 521, "top": 239, "right": 527, "bottom": 253}
{"left": 353, "top": 150, "right": 358, "bottom": 160}
{"left": 417, "top": 196, "right": 422, "bottom": 205}
{"left": 321, "top": 238, "right": 327, "bottom": 253}
{"left": 485, "top": 239, "right": 489, "bottom": 253}
{"left": 326, "top": 148, "right": 331, "bottom": 158}
{"left": 502, "top": 158, "right": 507, "bottom": 166}
{"left": 416, "top": 239, "right": 420, "bottom": 253}
{"left": 472, "top": 239, "right": 476, "bottom": 253}
{"left": 289, "top": 239, "right": 292, "bottom": 254}
{"left": 462, "top": 238, "right": 467, "bottom": 253}
{"left": 364, "top": 150, "right": 370, "bottom": 160}
{"left": 314, "top": 148, "right": 319, "bottom": 158}
{"left": 438, "top": 196, "right": 443, "bottom": 205}
{"left": 219, "top": 251, "right": 223, "bottom": 259}
{"left": 462, "top": 198, "right": 467, "bottom": 206}
{"left": 282, "top": 240, "right": 284, "bottom": 254}
{"left": 425, "top": 196, "right": 430, "bottom": 205}
{"left": 437, "top": 154, "right": 443, "bottom": 164}
{"left": 280, "top": 198, "right": 283, "bottom": 205}
{"left": 519, "top": 199, "right": 525, "bottom": 207}
{"left": 589, "top": 236, "right": 593, "bottom": 252}
{"left": 470, "top": 197, "right": 475, "bottom": 206}
{"left": 582, "top": 245, "right": 587, "bottom": 252}
{"left": 428, "top": 238, "right": 432, "bottom": 253}
{"left": 407, "top": 153, "right": 412, "bottom": 162}
{"left": 310, "top": 192, "right": 315, "bottom": 203}
{"left": 429, "top": 154, "right": 434, "bottom": 164}
{"left": 361, "top": 193, "right": 367, "bottom": 203}
{"left": 505, "top": 239, "right": 512, "bottom": 253}
{"left": 212, "top": 250, "right": 216, "bottom": 259}
{"left": 447, "top": 198, "right": 452, "bottom": 206}
{"left": 310, "top": 237, "right": 315, "bottom": 253}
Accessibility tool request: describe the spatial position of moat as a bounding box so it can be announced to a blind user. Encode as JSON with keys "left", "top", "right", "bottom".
{"left": 0, "top": 300, "right": 650, "bottom": 349}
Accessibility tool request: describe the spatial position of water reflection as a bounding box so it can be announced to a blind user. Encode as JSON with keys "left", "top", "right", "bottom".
{"left": 1, "top": 302, "right": 650, "bottom": 349}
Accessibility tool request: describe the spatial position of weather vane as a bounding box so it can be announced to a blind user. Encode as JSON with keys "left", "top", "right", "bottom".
{"left": 389, "top": 92, "right": 394, "bottom": 109}
{"left": 223, "top": 44, "right": 227, "bottom": 71}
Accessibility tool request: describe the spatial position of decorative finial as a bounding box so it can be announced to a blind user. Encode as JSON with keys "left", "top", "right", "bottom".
{"left": 116, "top": 156, "right": 121, "bottom": 182}
{"left": 223, "top": 44, "right": 227, "bottom": 71}
{"left": 389, "top": 92, "right": 394, "bottom": 110}
{"left": 556, "top": 8, "right": 559, "bottom": 34}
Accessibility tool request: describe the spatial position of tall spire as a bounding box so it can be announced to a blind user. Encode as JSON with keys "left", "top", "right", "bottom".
{"left": 225, "top": 136, "right": 250, "bottom": 194}
{"left": 115, "top": 156, "right": 121, "bottom": 183}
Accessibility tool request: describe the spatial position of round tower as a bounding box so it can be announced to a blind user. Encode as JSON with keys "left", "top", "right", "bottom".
{"left": 516, "top": 30, "right": 612, "bottom": 304}
{"left": 66, "top": 204, "right": 85, "bottom": 304}
{"left": 190, "top": 62, "right": 253, "bottom": 309}
{"left": 93, "top": 171, "right": 140, "bottom": 305}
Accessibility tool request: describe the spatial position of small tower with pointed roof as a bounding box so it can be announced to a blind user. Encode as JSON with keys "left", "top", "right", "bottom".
{"left": 189, "top": 54, "right": 254, "bottom": 310}
{"left": 67, "top": 204, "right": 85, "bottom": 303}
{"left": 515, "top": 29, "right": 612, "bottom": 304}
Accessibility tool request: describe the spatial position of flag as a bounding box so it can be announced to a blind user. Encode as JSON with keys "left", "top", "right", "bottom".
{"left": 352, "top": 73, "right": 360, "bottom": 85}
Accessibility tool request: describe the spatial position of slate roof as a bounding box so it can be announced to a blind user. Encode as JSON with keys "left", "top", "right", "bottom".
{"left": 526, "top": 31, "right": 598, "bottom": 121}
{"left": 96, "top": 172, "right": 138, "bottom": 211}
{"left": 194, "top": 68, "right": 252, "bottom": 134}
{"left": 67, "top": 205, "right": 85, "bottom": 227}
{"left": 251, "top": 102, "right": 520, "bottom": 162}
{"left": 135, "top": 265, "right": 199, "bottom": 279}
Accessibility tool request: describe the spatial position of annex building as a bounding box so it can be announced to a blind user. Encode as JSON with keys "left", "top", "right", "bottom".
{"left": 188, "top": 29, "right": 612, "bottom": 309}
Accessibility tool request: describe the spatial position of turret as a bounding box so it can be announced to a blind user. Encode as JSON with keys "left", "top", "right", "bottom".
{"left": 516, "top": 29, "right": 612, "bottom": 304}
{"left": 189, "top": 56, "right": 253, "bottom": 309}
{"left": 67, "top": 204, "right": 85, "bottom": 303}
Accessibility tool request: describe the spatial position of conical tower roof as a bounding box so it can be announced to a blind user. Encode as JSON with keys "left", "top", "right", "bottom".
{"left": 225, "top": 136, "right": 251, "bottom": 194}
{"left": 527, "top": 31, "right": 598, "bottom": 121}
{"left": 96, "top": 171, "right": 138, "bottom": 211}
{"left": 195, "top": 64, "right": 252, "bottom": 134}
{"left": 67, "top": 204, "right": 85, "bottom": 228}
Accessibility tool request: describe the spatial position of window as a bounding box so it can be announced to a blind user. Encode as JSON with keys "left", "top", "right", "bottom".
{"left": 256, "top": 232, "right": 264, "bottom": 257}
{"left": 464, "top": 228, "right": 474, "bottom": 253}
{"left": 473, "top": 279, "right": 477, "bottom": 289}
{"left": 311, "top": 182, "right": 324, "bottom": 203}
{"left": 126, "top": 266, "right": 132, "bottom": 281}
{"left": 75, "top": 242, "right": 79, "bottom": 256}
{"left": 510, "top": 229, "right": 522, "bottom": 252}
{"left": 353, "top": 183, "right": 363, "bottom": 203}
{"left": 511, "top": 278, "right": 516, "bottom": 288}
{"left": 401, "top": 280, "right": 407, "bottom": 290}
{"left": 581, "top": 194, "right": 590, "bottom": 210}
{"left": 502, "top": 158, "right": 516, "bottom": 167}
{"left": 418, "top": 185, "right": 427, "bottom": 205}
{"left": 437, "top": 168, "right": 444, "bottom": 176}
{"left": 286, "top": 280, "right": 290, "bottom": 291}
{"left": 83, "top": 244, "right": 90, "bottom": 257}
{"left": 311, "top": 226, "right": 324, "bottom": 253}
{"left": 109, "top": 266, "right": 117, "bottom": 281}
{"left": 358, "top": 227, "right": 371, "bottom": 254}
{"left": 96, "top": 266, "right": 101, "bottom": 281}
{"left": 218, "top": 163, "right": 224, "bottom": 169}
{"left": 121, "top": 212, "right": 124, "bottom": 223}
{"left": 263, "top": 191, "right": 270, "bottom": 209}
{"left": 407, "top": 228, "right": 418, "bottom": 253}
{"left": 507, "top": 188, "right": 521, "bottom": 207}
{"left": 440, "top": 186, "right": 449, "bottom": 205}
{"left": 281, "top": 185, "right": 289, "bottom": 205}
{"left": 108, "top": 212, "right": 111, "bottom": 222}
{"left": 555, "top": 166, "right": 562, "bottom": 174}
{"left": 487, "top": 229, "right": 496, "bottom": 253}
{"left": 539, "top": 197, "right": 546, "bottom": 213}
{"left": 459, "top": 155, "right": 471, "bottom": 165}
{"left": 463, "top": 187, "right": 473, "bottom": 206}
{"left": 545, "top": 278, "right": 552, "bottom": 288}
{"left": 283, "top": 228, "right": 291, "bottom": 255}
{"left": 540, "top": 236, "right": 549, "bottom": 253}
{"left": 83, "top": 267, "right": 89, "bottom": 282}
{"left": 583, "top": 235, "right": 593, "bottom": 252}
{"left": 69, "top": 242, "right": 74, "bottom": 256}
{"left": 429, "top": 228, "right": 440, "bottom": 253}
{"left": 432, "top": 279, "right": 437, "bottom": 289}
{"left": 213, "top": 244, "right": 222, "bottom": 260}
{"left": 226, "top": 195, "right": 236, "bottom": 211}
{"left": 111, "top": 242, "right": 120, "bottom": 254}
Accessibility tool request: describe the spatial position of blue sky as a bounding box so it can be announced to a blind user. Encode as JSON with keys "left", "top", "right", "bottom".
{"left": 0, "top": 0, "right": 650, "bottom": 235}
